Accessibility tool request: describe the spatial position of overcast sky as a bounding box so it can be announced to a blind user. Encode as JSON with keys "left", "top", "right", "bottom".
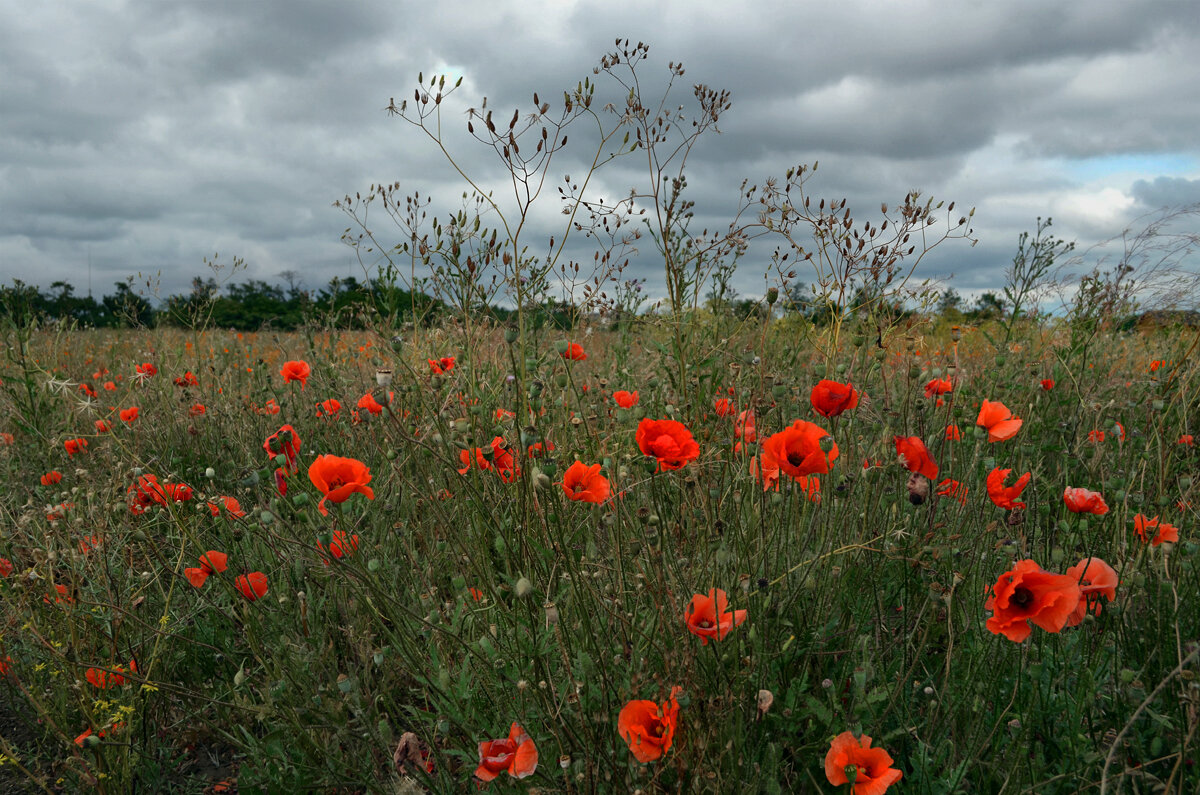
{"left": 3, "top": 0, "right": 1198, "bottom": 311}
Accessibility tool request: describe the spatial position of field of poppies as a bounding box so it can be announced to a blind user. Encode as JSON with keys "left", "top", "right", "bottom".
{"left": 0, "top": 311, "right": 1196, "bottom": 793}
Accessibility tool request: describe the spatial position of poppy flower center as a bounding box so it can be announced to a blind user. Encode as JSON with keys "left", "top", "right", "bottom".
{"left": 696, "top": 618, "right": 713, "bottom": 628}
{"left": 1011, "top": 586, "right": 1034, "bottom": 608}
{"left": 786, "top": 451, "right": 806, "bottom": 468}
{"left": 328, "top": 476, "right": 346, "bottom": 490}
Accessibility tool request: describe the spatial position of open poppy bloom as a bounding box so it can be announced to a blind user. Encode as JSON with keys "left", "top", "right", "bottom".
{"left": 0, "top": 558, "right": 12, "bottom": 578}
{"left": 561, "top": 342, "right": 586, "bottom": 361}
{"left": 119, "top": 406, "right": 139, "bottom": 424}
{"left": 986, "top": 468, "right": 1031, "bottom": 510}
{"left": 85, "top": 663, "right": 134, "bottom": 689}
{"left": 489, "top": 437, "right": 519, "bottom": 483}
{"left": 357, "top": 393, "right": 384, "bottom": 415}
{"left": 1041, "top": 379, "right": 1055, "bottom": 390}
{"left": 713, "top": 397, "right": 736, "bottom": 417}
{"left": 1065, "top": 557, "right": 1118, "bottom": 626}
{"left": 185, "top": 550, "right": 230, "bottom": 588}
{"left": 561, "top": 461, "right": 611, "bottom": 504}
{"left": 810, "top": 379, "right": 859, "bottom": 417}
{"left": 127, "top": 474, "right": 192, "bottom": 515}
{"left": 316, "top": 529, "right": 360, "bottom": 563}
{"left": 613, "top": 390, "right": 639, "bottom": 409}
{"left": 945, "top": 425, "right": 961, "bottom": 441}
{"left": 135, "top": 362, "right": 157, "bottom": 379}
{"left": 762, "top": 420, "right": 838, "bottom": 480}
{"left": 924, "top": 378, "right": 953, "bottom": 399}
{"left": 235, "top": 572, "right": 269, "bottom": 601}
{"left": 825, "top": 731, "right": 903, "bottom": 795}
{"left": 976, "top": 400, "right": 1022, "bottom": 442}
{"left": 985, "top": 559, "right": 1081, "bottom": 642}
{"left": 1134, "top": 514, "right": 1179, "bottom": 546}
{"left": 474, "top": 722, "right": 538, "bottom": 782}
{"left": 751, "top": 455, "right": 780, "bottom": 492}
{"left": 40, "top": 470, "right": 63, "bottom": 486}
{"left": 734, "top": 409, "right": 757, "bottom": 450}
{"left": 617, "top": 687, "right": 682, "bottom": 763}
{"left": 264, "top": 425, "right": 302, "bottom": 472}
{"left": 174, "top": 371, "right": 199, "bottom": 387}
{"left": 94, "top": 419, "right": 112, "bottom": 433}
{"left": 1087, "top": 429, "right": 1106, "bottom": 443}
{"left": 316, "top": 398, "right": 342, "bottom": 419}
{"left": 637, "top": 418, "right": 700, "bottom": 472}
{"left": 428, "top": 356, "right": 456, "bottom": 375}
{"left": 1063, "top": 487, "right": 1109, "bottom": 515}
{"left": 1179, "top": 435, "right": 1194, "bottom": 446}
{"left": 280, "top": 360, "right": 311, "bottom": 388}
{"left": 894, "top": 436, "right": 937, "bottom": 479}
{"left": 64, "top": 438, "right": 88, "bottom": 456}
{"left": 684, "top": 588, "right": 747, "bottom": 645}
{"left": 307, "top": 455, "right": 375, "bottom": 516}
{"left": 189, "top": 403, "right": 206, "bottom": 417}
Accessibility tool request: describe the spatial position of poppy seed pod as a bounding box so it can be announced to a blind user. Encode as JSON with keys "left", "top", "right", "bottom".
{"left": 515, "top": 577, "right": 533, "bottom": 598}
{"left": 907, "top": 473, "right": 930, "bottom": 505}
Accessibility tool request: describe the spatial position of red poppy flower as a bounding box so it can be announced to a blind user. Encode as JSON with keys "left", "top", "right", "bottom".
{"left": 986, "top": 468, "right": 1031, "bottom": 510}
{"left": 1065, "top": 557, "right": 1118, "bottom": 626}
{"left": 1179, "top": 435, "right": 1194, "bottom": 446}
{"left": 458, "top": 447, "right": 490, "bottom": 474}
{"left": 734, "top": 409, "right": 757, "bottom": 449}
{"left": 206, "top": 496, "right": 245, "bottom": 518}
{"left": 1040, "top": 379, "right": 1055, "bottom": 390}
{"left": 468, "top": 586, "right": 484, "bottom": 601}
{"left": 751, "top": 455, "right": 780, "bottom": 492}
{"left": 307, "top": 455, "right": 375, "bottom": 516}
{"left": 810, "top": 379, "right": 859, "bottom": 418}
{"left": 474, "top": 722, "right": 538, "bottom": 782}
{"left": 356, "top": 393, "right": 384, "bottom": 415}
{"left": 0, "top": 432, "right": 12, "bottom": 445}
{"left": 1087, "top": 429, "right": 1106, "bottom": 443}
{"left": 487, "top": 437, "right": 519, "bottom": 482}
{"left": 684, "top": 588, "right": 747, "bottom": 645}
{"left": 1134, "top": 514, "right": 1179, "bottom": 546}
{"left": 40, "top": 471, "right": 63, "bottom": 487}
{"left": 617, "top": 687, "right": 682, "bottom": 763}
{"left": 119, "top": 406, "right": 139, "bottom": 424}
{"left": 0, "top": 656, "right": 11, "bottom": 676}
{"left": 1150, "top": 359, "right": 1166, "bottom": 372}
{"left": 280, "top": 360, "right": 311, "bottom": 388}
{"left": 185, "top": 550, "right": 230, "bottom": 588}
{"left": 189, "top": 403, "right": 206, "bottom": 417}
{"left": 135, "top": 362, "right": 157, "bottom": 378}
{"left": 561, "top": 343, "right": 586, "bottom": 361}
{"left": 924, "top": 378, "right": 953, "bottom": 399}
{"left": 264, "top": 425, "right": 302, "bottom": 471}
{"left": 257, "top": 398, "right": 281, "bottom": 415}
{"left": 1063, "top": 487, "right": 1109, "bottom": 515}
{"left": 316, "top": 398, "right": 341, "bottom": 419}
{"left": 985, "top": 559, "right": 1082, "bottom": 642}
{"left": 713, "top": 397, "right": 736, "bottom": 417}
{"left": 762, "top": 420, "right": 838, "bottom": 480}
{"left": 95, "top": 419, "right": 112, "bottom": 433}
{"left": 174, "top": 371, "right": 199, "bottom": 387}
{"left": 936, "top": 478, "right": 968, "bottom": 505}
{"left": 976, "top": 400, "right": 1022, "bottom": 442}
{"left": 526, "top": 441, "right": 555, "bottom": 458}
{"left": 235, "top": 572, "right": 269, "bottom": 601}
{"left": 78, "top": 383, "right": 98, "bottom": 399}
{"left": 64, "top": 438, "right": 88, "bottom": 456}
{"left": 316, "top": 529, "right": 360, "bottom": 563}
{"left": 613, "top": 390, "right": 639, "bottom": 409}
{"left": 85, "top": 665, "right": 130, "bottom": 690}
{"left": 561, "top": 461, "right": 611, "bottom": 504}
{"left": 893, "top": 436, "right": 937, "bottom": 479}
{"left": 825, "top": 731, "right": 903, "bottom": 795}
{"left": 944, "top": 425, "right": 961, "bottom": 441}
{"left": 103, "top": 381, "right": 117, "bottom": 391}
{"left": 637, "top": 418, "right": 700, "bottom": 472}
{"left": 428, "top": 356, "right": 456, "bottom": 375}
{"left": 0, "top": 558, "right": 12, "bottom": 578}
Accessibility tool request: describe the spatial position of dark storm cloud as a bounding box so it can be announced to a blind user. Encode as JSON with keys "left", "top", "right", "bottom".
{"left": 0, "top": 0, "right": 1196, "bottom": 306}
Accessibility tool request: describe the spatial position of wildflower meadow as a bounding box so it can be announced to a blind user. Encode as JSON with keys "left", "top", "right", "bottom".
{"left": 1, "top": 42, "right": 1198, "bottom": 794}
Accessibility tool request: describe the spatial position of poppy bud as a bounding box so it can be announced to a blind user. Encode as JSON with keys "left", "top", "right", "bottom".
{"left": 234, "top": 668, "right": 246, "bottom": 686}
{"left": 818, "top": 435, "right": 835, "bottom": 453}
{"left": 1180, "top": 476, "right": 1192, "bottom": 489}
{"left": 260, "top": 510, "right": 275, "bottom": 524}
{"left": 205, "top": 467, "right": 216, "bottom": 479}
{"left": 553, "top": 340, "right": 569, "bottom": 354}
{"left": 504, "top": 328, "right": 519, "bottom": 344}
{"left": 851, "top": 334, "right": 865, "bottom": 347}
{"left": 84, "top": 735, "right": 102, "bottom": 749}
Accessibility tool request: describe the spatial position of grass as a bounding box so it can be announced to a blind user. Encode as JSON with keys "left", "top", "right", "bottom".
{"left": 0, "top": 315, "right": 1196, "bottom": 793}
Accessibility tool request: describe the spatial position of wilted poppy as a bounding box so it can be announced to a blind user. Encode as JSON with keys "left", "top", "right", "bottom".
{"left": 561, "top": 461, "right": 611, "bottom": 504}
{"left": 762, "top": 420, "right": 838, "bottom": 480}
{"left": 976, "top": 400, "right": 1022, "bottom": 442}
{"left": 64, "top": 438, "right": 88, "bottom": 456}
{"left": 280, "top": 360, "right": 311, "bottom": 388}
{"left": 637, "top": 418, "right": 700, "bottom": 472}
{"left": 986, "top": 468, "right": 1031, "bottom": 510}
{"left": 316, "top": 530, "right": 360, "bottom": 563}
{"left": 40, "top": 471, "right": 63, "bottom": 486}
{"left": 474, "top": 722, "right": 538, "bottom": 782}
{"left": 613, "top": 390, "right": 639, "bottom": 409}
{"left": 810, "top": 380, "right": 859, "bottom": 418}
{"left": 824, "top": 731, "right": 903, "bottom": 795}
{"left": 1065, "top": 557, "right": 1118, "bottom": 626}
{"left": 894, "top": 436, "right": 937, "bottom": 479}
{"left": 185, "top": 550, "right": 229, "bottom": 588}
{"left": 617, "top": 687, "right": 681, "bottom": 763}
{"left": 1134, "top": 514, "right": 1179, "bottom": 546}
{"left": 307, "top": 454, "right": 375, "bottom": 516}
{"left": 924, "top": 378, "right": 953, "bottom": 399}
{"left": 119, "top": 407, "right": 139, "bottom": 424}
{"left": 684, "top": 588, "right": 747, "bottom": 645}
{"left": 561, "top": 343, "right": 586, "bottom": 361}
{"left": 235, "top": 572, "right": 269, "bottom": 601}
{"left": 985, "top": 559, "right": 1082, "bottom": 642}
{"left": 264, "top": 425, "right": 302, "bottom": 471}
{"left": 1063, "top": 487, "right": 1109, "bottom": 515}
{"left": 936, "top": 478, "right": 968, "bottom": 505}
